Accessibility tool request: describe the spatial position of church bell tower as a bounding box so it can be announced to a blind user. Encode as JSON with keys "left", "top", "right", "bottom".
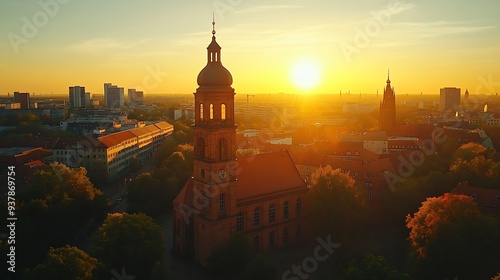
{"left": 192, "top": 19, "right": 237, "bottom": 220}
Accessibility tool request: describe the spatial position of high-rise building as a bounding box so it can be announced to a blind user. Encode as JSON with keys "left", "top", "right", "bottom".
{"left": 13, "top": 92, "right": 30, "bottom": 109}
{"left": 173, "top": 21, "right": 308, "bottom": 266}
{"left": 379, "top": 72, "right": 396, "bottom": 131}
{"left": 69, "top": 86, "right": 87, "bottom": 108}
{"left": 440, "top": 87, "right": 461, "bottom": 112}
{"left": 128, "top": 89, "right": 144, "bottom": 106}
{"left": 104, "top": 83, "right": 124, "bottom": 108}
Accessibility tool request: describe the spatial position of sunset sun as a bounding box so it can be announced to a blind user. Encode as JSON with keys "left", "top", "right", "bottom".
{"left": 291, "top": 58, "right": 321, "bottom": 91}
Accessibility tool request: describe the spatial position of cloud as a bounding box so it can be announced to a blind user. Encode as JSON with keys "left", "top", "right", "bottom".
{"left": 396, "top": 21, "right": 495, "bottom": 38}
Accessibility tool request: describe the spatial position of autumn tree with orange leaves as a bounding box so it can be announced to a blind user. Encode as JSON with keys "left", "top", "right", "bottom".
{"left": 309, "top": 166, "right": 369, "bottom": 240}
{"left": 406, "top": 193, "right": 499, "bottom": 279}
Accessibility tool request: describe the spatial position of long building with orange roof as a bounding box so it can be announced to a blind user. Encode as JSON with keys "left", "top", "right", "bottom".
{"left": 52, "top": 121, "right": 173, "bottom": 180}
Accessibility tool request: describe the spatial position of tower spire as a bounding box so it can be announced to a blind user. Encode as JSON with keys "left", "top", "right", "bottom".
{"left": 212, "top": 13, "right": 216, "bottom": 37}
{"left": 387, "top": 68, "right": 390, "bottom": 83}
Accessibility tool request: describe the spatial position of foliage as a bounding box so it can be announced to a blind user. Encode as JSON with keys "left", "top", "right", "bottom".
{"left": 126, "top": 173, "right": 168, "bottom": 217}
{"left": 207, "top": 234, "right": 256, "bottom": 278}
{"left": 308, "top": 166, "right": 369, "bottom": 239}
{"left": 406, "top": 193, "right": 499, "bottom": 279}
{"left": 240, "top": 254, "right": 276, "bottom": 280}
{"left": 23, "top": 246, "right": 97, "bottom": 280}
{"left": 339, "top": 253, "right": 409, "bottom": 280}
{"left": 15, "top": 163, "right": 106, "bottom": 271}
{"left": 450, "top": 156, "right": 500, "bottom": 189}
{"left": 452, "top": 142, "right": 494, "bottom": 162}
{"left": 89, "top": 213, "right": 165, "bottom": 279}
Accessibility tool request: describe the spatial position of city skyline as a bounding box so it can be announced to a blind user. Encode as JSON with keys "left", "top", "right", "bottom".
{"left": 1, "top": 0, "right": 500, "bottom": 96}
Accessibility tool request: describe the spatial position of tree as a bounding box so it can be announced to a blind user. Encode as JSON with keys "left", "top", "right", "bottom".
{"left": 240, "top": 254, "right": 276, "bottom": 280}
{"left": 207, "top": 234, "right": 256, "bottom": 279}
{"left": 23, "top": 246, "right": 98, "bottom": 280}
{"left": 15, "top": 163, "right": 106, "bottom": 271}
{"left": 339, "top": 253, "right": 409, "bottom": 280}
{"left": 89, "top": 213, "right": 165, "bottom": 279}
{"left": 450, "top": 156, "right": 500, "bottom": 189}
{"left": 308, "top": 166, "right": 369, "bottom": 239}
{"left": 452, "top": 142, "right": 494, "bottom": 162}
{"left": 126, "top": 173, "right": 168, "bottom": 217}
{"left": 406, "top": 193, "right": 499, "bottom": 279}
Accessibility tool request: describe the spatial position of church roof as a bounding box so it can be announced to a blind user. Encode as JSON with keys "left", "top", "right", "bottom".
{"left": 235, "top": 151, "right": 307, "bottom": 202}
{"left": 173, "top": 151, "right": 307, "bottom": 208}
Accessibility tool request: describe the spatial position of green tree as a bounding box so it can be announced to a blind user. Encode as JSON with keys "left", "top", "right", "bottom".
{"left": 406, "top": 193, "right": 499, "bottom": 279}
{"left": 339, "top": 253, "right": 409, "bottom": 280}
{"left": 152, "top": 137, "right": 178, "bottom": 168}
{"left": 207, "top": 234, "right": 256, "bottom": 279}
{"left": 89, "top": 213, "right": 165, "bottom": 279}
{"left": 15, "top": 163, "right": 106, "bottom": 271}
{"left": 23, "top": 246, "right": 98, "bottom": 280}
{"left": 450, "top": 156, "right": 500, "bottom": 189}
{"left": 240, "top": 254, "right": 276, "bottom": 280}
{"left": 452, "top": 142, "right": 494, "bottom": 162}
{"left": 308, "top": 166, "right": 369, "bottom": 239}
{"left": 126, "top": 173, "right": 168, "bottom": 217}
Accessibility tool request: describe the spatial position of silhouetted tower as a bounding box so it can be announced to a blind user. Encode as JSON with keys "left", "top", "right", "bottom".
{"left": 379, "top": 70, "right": 396, "bottom": 131}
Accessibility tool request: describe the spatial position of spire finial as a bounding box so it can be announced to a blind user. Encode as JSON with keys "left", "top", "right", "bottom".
{"left": 212, "top": 13, "right": 216, "bottom": 36}
{"left": 387, "top": 68, "right": 391, "bottom": 83}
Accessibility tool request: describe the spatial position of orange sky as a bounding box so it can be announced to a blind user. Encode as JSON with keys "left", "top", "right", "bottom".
{"left": 1, "top": 0, "right": 500, "bottom": 96}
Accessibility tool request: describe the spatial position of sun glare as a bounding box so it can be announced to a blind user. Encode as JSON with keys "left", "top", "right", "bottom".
{"left": 291, "top": 58, "right": 321, "bottom": 91}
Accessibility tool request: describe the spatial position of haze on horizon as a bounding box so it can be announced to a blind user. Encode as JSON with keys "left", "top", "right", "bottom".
{"left": 1, "top": 0, "right": 499, "bottom": 96}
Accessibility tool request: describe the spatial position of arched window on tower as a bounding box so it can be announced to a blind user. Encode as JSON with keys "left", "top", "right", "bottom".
{"left": 210, "top": 104, "right": 214, "bottom": 120}
{"left": 199, "top": 104, "right": 204, "bottom": 120}
{"left": 221, "top": 104, "right": 226, "bottom": 120}
{"left": 219, "top": 138, "right": 228, "bottom": 160}
{"left": 197, "top": 138, "right": 205, "bottom": 159}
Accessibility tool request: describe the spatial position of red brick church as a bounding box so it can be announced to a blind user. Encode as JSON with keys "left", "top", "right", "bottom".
{"left": 173, "top": 21, "right": 309, "bottom": 265}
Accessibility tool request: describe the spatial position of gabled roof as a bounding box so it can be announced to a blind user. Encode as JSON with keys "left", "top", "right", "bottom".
{"left": 450, "top": 182, "right": 500, "bottom": 208}
{"left": 98, "top": 131, "right": 136, "bottom": 148}
{"left": 154, "top": 121, "right": 173, "bottom": 130}
{"left": 236, "top": 151, "right": 307, "bottom": 202}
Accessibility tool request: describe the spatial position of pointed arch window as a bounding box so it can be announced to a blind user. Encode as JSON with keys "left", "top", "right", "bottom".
{"left": 221, "top": 104, "right": 226, "bottom": 120}
{"left": 210, "top": 104, "right": 214, "bottom": 120}
{"left": 254, "top": 207, "right": 260, "bottom": 226}
{"left": 269, "top": 204, "right": 275, "bottom": 223}
{"left": 296, "top": 198, "right": 302, "bottom": 216}
{"left": 199, "top": 104, "right": 204, "bottom": 120}
{"left": 237, "top": 212, "right": 244, "bottom": 231}
{"left": 219, "top": 138, "right": 228, "bottom": 160}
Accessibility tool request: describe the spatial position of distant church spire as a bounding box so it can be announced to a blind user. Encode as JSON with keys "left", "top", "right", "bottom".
{"left": 380, "top": 70, "right": 396, "bottom": 132}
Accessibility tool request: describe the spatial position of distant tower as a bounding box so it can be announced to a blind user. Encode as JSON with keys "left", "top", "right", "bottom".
{"left": 464, "top": 89, "right": 470, "bottom": 109}
{"left": 379, "top": 70, "right": 396, "bottom": 131}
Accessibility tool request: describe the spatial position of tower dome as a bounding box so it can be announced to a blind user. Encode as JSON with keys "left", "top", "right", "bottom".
{"left": 197, "top": 20, "right": 233, "bottom": 87}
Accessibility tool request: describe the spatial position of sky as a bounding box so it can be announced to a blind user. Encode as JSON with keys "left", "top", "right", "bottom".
{"left": 1, "top": 0, "right": 500, "bottom": 96}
